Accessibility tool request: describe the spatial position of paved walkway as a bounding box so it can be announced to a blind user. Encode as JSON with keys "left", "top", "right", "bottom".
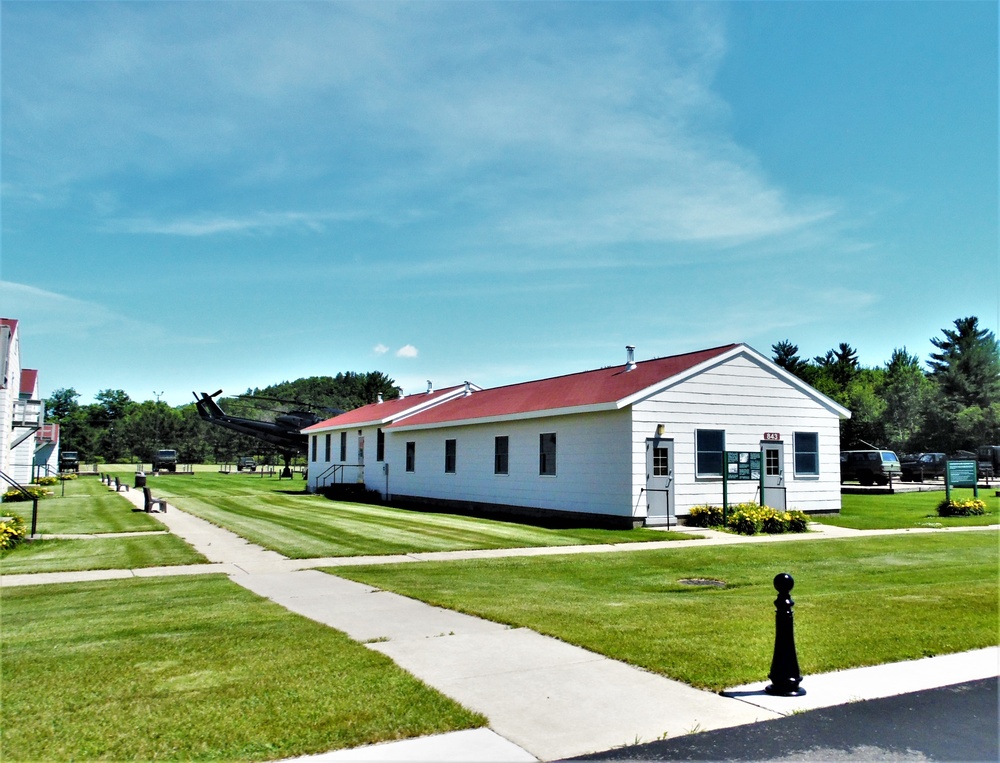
{"left": 3, "top": 490, "right": 998, "bottom": 761}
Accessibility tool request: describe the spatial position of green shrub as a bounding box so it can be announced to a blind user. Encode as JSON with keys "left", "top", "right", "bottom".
{"left": 2, "top": 485, "right": 48, "bottom": 502}
{"left": 687, "top": 504, "right": 724, "bottom": 527}
{"left": 937, "top": 498, "right": 987, "bottom": 517}
{"left": 728, "top": 506, "right": 765, "bottom": 535}
{"left": 34, "top": 476, "right": 59, "bottom": 486}
{"left": 0, "top": 514, "right": 28, "bottom": 550}
{"left": 786, "top": 510, "right": 809, "bottom": 533}
{"left": 59, "top": 473, "right": 78, "bottom": 481}
{"left": 761, "top": 510, "right": 788, "bottom": 534}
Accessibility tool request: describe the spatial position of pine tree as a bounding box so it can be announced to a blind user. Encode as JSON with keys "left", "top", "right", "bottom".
{"left": 928, "top": 316, "right": 1000, "bottom": 409}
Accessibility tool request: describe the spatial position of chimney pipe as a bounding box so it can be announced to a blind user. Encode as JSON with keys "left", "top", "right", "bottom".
{"left": 427, "top": 380, "right": 433, "bottom": 394}
{"left": 377, "top": 393, "right": 383, "bottom": 404}
{"left": 464, "top": 381, "right": 472, "bottom": 396}
{"left": 625, "top": 345, "right": 637, "bottom": 371}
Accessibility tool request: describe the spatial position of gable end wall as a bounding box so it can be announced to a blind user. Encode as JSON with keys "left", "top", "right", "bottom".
{"left": 631, "top": 353, "right": 843, "bottom": 515}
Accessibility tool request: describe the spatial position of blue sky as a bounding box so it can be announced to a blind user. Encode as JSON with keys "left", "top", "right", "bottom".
{"left": 2, "top": 1, "right": 997, "bottom": 407}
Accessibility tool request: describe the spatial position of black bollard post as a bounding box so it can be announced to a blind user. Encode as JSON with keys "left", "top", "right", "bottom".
{"left": 765, "top": 572, "right": 805, "bottom": 696}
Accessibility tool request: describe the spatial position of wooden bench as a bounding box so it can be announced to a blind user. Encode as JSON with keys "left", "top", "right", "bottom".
{"left": 113, "top": 476, "right": 129, "bottom": 492}
{"left": 142, "top": 487, "right": 167, "bottom": 513}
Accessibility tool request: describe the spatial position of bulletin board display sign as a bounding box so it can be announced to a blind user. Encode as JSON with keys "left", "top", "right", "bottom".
{"left": 726, "top": 451, "right": 762, "bottom": 481}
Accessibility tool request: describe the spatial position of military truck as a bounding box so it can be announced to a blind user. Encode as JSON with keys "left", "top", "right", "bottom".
{"left": 152, "top": 449, "right": 178, "bottom": 472}
{"left": 977, "top": 446, "right": 1000, "bottom": 481}
{"left": 59, "top": 451, "right": 79, "bottom": 472}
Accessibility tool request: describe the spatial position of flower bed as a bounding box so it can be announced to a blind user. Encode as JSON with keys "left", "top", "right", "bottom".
{"left": 687, "top": 502, "right": 809, "bottom": 535}
{"left": 937, "top": 497, "right": 987, "bottom": 517}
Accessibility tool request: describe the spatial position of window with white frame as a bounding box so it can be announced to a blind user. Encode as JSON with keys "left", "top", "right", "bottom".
{"left": 340, "top": 431, "right": 347, "bottom": 462}
{"left": 794, "top": 432, "right": 819, "bottom": 475}
{"left": 495, "top": 436, "right": 509, "bottom": 475}
{"left": 539, "top": 433, "right": 556, "bottom": 475}
{"left": 311, "top": 435, "right": 317, "bottom": 462}
{"left": 324, "top": 433, "right": 331, "bottom": 462}
{"left": 444, "top": 439, "right": 457, "bottom": 473}
{"left": 696, "top": 429, "right": 725, "bottom": 477}
{"left": 405, "top": 441, "right": 415, "bottom": 472}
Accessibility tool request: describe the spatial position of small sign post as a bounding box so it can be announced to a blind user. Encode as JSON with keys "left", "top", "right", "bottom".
{"left": 945, "top": 460, "right": 978, "bottom": 502}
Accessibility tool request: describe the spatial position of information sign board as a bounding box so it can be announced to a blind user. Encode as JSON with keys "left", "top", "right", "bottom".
{"left": 726, "top": 451, "right": 762, "bottom": 481}
{"left": 946, "top": 460, "right": 977, "bottom": 488}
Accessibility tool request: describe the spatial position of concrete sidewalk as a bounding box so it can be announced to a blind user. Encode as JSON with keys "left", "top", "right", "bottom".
{"left": 4, "top": 490, "right": 999, "bottom": 761}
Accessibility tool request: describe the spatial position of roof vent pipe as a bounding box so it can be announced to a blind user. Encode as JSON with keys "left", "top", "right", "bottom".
{"left": 463, "top": 381, "right": 472, "bottom": 396}
{"left": 427, "top": 380, "right": 433, "bottom": 394}
{"left": 625, "top": 345, "right": 637, "bottom": 372}
{"left": 377, "top": 393, "right": 383, "bottom": 404}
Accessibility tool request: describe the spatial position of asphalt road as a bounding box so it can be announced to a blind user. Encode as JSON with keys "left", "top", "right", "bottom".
{"left": 567, "top": 678, "right": 999, "bottom": 762}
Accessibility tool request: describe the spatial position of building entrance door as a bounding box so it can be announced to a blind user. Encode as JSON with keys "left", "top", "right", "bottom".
{"left": 645, "top": 438, "right": 675, "bottom": 527}
{"left": 762, "top": 441, "right": 786, "bottom": 510}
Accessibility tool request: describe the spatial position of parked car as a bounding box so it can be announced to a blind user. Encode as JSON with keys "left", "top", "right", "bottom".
{"left": 899, "top": 452, "right": 947, "bottom": 482}
{"left": 236, "top": 456, "right": 256, "bottom": 472}
{"left": 840, "top": 450, "right": 901, "bottom": 486}
{"left": 59, "top": 451, "right": 79, "bottom": 472}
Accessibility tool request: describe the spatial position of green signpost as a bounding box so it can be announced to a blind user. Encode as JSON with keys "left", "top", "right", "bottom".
{"left": 722, "top": 451, "right": 763, "bottom": 522}
{"left": 945, "top": 459, "right": 979, "bottom": 502}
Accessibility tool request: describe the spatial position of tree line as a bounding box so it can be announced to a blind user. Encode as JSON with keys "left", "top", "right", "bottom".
{"left": 46, "top": 372, "right": 401, "bottom": 465}
{"left": 772, "top": 316, "right": 1000, "bottom": 454}
{"left": 45, "top": 316, "right": 1000, "bottom": 465}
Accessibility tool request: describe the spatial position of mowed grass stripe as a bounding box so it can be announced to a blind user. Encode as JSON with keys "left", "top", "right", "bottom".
{"left": 1, "top": 575, "right": 485, "bottom": 761}
{"left": 151, "top": 473, "right": 681, "bottom": 558}
{"left": 333, "top": 531, "right": 999, "bottom": 691}
{"left": 19, "top": 476, "right": 165, "bottom": 535}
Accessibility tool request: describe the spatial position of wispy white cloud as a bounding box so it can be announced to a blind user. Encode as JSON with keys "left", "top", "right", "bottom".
{"left": 373, "top": 343, "right": 389, "bottom": 355}
{"left": 0, "top": 280, "right": 140, "bottom": 336}
{"left": 2, "top": 2, "right": 840, "bottom": 252}
{"left": 108, "top": 210, "right": 356, "bottom": 237}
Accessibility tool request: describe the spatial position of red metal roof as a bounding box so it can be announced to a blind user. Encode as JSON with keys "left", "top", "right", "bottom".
{"left": 0, "top": 318, "right": 18, "bottom": 333}
{"left": 20, "top": 368, "right": 38, "bottom": 396}
{"left": 301, "top": 385, "right": 468, "bottom": 432}
{"left": 388, "top": 345, "right": 739, "bottom": 429}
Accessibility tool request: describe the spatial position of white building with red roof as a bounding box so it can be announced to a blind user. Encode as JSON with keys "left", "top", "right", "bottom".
{"left": 302, "top": 382, "right": 481, "bottom": 495}
{"left": 304, "top": 344, "right": 850, "bottom": 528}
{"left": 1, "top": 318, "right": 51, "bottom": 486}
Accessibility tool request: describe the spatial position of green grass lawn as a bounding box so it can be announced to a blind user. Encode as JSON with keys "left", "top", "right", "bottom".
{"left": 0, "top": 535, "right": 207, "bottom": 574}
{"left": 816, "top": 488, "right": 998, "bottom": 530}
{"left": 2, "top": 477, "right": 206, "bottom": 574}
{"left": 146, "top": 471, "right": 687, "bottom": 558}
{"left": 1, "top": 575, "right": 484, "bottom": 761}
{"left": 333, "top": 531, "right": 999, "bottom": 691}
{"left": 20, "top": 475, "right": 166, "bottom": 534}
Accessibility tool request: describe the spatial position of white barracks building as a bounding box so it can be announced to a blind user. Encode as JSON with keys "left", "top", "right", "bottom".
{"left": 303, "top": 344, "right": 850, "bottom": 528}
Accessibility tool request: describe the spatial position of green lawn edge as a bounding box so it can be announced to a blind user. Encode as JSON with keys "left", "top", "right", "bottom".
{"left": 330, "top": 530, "right": 1000, "bottom": 691}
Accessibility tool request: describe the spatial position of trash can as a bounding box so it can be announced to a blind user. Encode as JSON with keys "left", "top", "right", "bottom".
{"left": 135, "top": 472, "right": 147, "bottom": 489}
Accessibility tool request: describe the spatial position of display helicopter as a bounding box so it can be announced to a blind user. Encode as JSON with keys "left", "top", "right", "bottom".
{"left": 193, "top": 390, "right": 342, "bottom": 477}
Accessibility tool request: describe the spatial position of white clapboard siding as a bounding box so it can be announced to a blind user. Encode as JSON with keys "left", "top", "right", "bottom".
{"left": 631, "top": 353, "right": 843, "bottom": 516}
{"left": 387, "top": 409, "right": 634, "bottom": 517}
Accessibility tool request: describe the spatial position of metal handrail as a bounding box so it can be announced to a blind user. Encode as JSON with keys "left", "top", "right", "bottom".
{"left": 0, "top": 470, "right": 39, "bottom": 537}
{"left": 315, "top": 463, "right": 363, "bottom": 489}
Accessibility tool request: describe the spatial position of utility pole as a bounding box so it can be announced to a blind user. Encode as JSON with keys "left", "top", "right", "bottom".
{"left": 153, "top": 391, "right": 163, "bottom": 452}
